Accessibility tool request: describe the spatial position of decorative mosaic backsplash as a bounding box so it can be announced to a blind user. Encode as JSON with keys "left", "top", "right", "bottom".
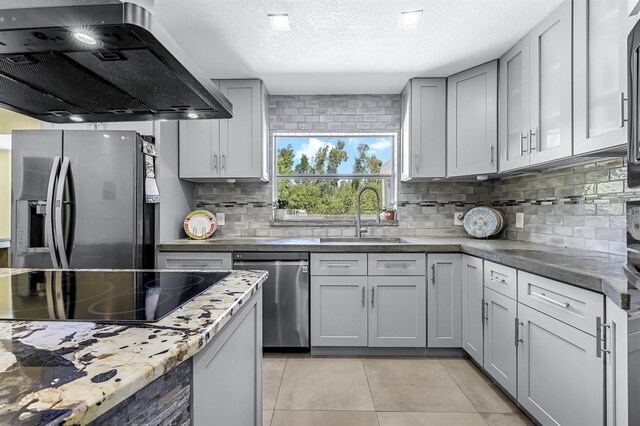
{"left": 193, "top": 94, "right": 633, "bottom": 254}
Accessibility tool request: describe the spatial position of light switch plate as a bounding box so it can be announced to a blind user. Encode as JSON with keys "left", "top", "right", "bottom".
{"left": 216, "top": 212, "right": 225, "bottom": 226}
{"left": 454, "top": 212, "right": 464, "bottom": 226}
{"left": 515, "top": 212, "right": 524, "bottom": 229}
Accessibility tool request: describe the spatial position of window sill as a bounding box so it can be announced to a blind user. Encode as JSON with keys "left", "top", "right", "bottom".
{"left": 270, "top": 219, "right": 399, "bottom": 227}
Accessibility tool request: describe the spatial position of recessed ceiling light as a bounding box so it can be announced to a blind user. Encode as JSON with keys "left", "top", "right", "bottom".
{"left": 69, "top": 115, "right": 84, "bottom": 122}
{"left": 400, "top": 10, "right": 423, "bottom": 27}
{"left": 72, "top": 31, "right": 98, "bottom": 45}
{"left": 268, "top": 14, "right": 290, "bottom": 31}
{"left": 187, "top": 112, "right": 199, "bottom": 119}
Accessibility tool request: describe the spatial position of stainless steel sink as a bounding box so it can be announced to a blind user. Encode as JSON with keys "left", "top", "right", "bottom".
{"left": 318, "top": 237, "right": 410, "bottom": 244}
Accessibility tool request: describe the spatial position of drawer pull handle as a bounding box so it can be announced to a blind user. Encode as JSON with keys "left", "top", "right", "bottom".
{"left": 371, "top": 287, "right": 375, "bottom": 307}
{"left": 326, "top": 263, "right": 352, "bottom": 268}
{"left": 515, "top": 318, "right": 523, "bottom": 346}
{"left": 531, "top": 291, "right": 569, "bottom": 308}
{"left": 384, "top": 262, "right": 409, "bottom": 269}
{"left": 490, "top": 276, "right": 507, "bottom": 285}
{"left": 362, "top": 286, "right": 365, "bottom": 307}
{"left": 179, "top": 263, "right": 208, "bottom": 268}
{"left": 596, "top": 316, "right": 611, "bottom": 358}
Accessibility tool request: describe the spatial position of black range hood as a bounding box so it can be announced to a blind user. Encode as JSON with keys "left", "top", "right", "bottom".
{"left": 0, "top": 1, "right": 232, "bottom": 122}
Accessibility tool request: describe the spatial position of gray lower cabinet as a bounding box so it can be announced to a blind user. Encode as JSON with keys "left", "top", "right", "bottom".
{"left": 368, "top": 276, "right": 426, "bottom": 347}
{"left": 605, "top": 297, "right": 629, "bottom": 426}
{"left": 516, "top": 303, "right": 603, "bottom": 426}
{"left": 311, "top": 275, "right": 368, "bottom": 347}
{"left": 427, "top": 254, "right": 462, "bottom": 348}
{"left": 192, "top": 289, "right": 262, "bottom": 426}
{"left": 446, "top": 61, "right": 498, "bottom": 177}
{"left": 483, "top": 287, "right": 517, "bottom": 398}
{"left": 156, "top": 251, "right": 232, "bottom": 270}
{"left": 461, "top": 255, "right": 483, "bottom": 365}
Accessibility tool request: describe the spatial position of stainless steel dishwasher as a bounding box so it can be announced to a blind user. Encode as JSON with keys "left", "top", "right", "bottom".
{"left": 233, "top": 252, "right": 309, "bottom": 349}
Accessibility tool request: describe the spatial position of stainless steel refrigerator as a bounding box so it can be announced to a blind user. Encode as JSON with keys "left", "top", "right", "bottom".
{"left": 10, "top": 130, "right": 155, "bottom": 269}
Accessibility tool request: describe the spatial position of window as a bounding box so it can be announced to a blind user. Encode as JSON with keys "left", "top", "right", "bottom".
{"left": 273, "top": 133, "right": 396, "bottom": 220}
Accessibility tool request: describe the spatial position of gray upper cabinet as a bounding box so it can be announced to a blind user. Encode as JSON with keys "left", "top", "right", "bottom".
{"left": 401, "top": 78, "right": 447, "bottom": 181}
{"left": 529, "top": 0, "right": 573, "bottom": 166}
{"left": 573, "top": 0, "right": 635, "bottom": 155}
{"left": 461, "top": 255, "right": 483, "bottom": 365}
{"left": 517, "top": 303, "right": 604, "bottom": 426}
{"left": 368, "top": 276, "right": 426, "bottom": 348}
{"left": 179, "top": 79, "right": 269, "bottom": 181}
{"left": 447, "top": 61, "right": 498, "bottom": 177}
{"left": 499, "top": 35, "right": 531, "bottom": 172}
{"left": 427, "top": 254, "right": 462, "bottom": 348}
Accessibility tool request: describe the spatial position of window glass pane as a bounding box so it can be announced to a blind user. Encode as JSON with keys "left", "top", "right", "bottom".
{"left": 276, "top": 178, "right": 386, "bottom": 219}
{"left": 276, "top": 136, "right": 393, "bottom": 175}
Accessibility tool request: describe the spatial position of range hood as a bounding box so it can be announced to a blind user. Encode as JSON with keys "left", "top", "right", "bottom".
{"left": 0, "top": 1, "right": 232, "bottom": 122}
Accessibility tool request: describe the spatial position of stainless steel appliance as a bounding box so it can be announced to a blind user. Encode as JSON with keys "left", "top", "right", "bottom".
{"left": 11, "top": 129, "right": 155, "bottom": 269}
{"left": 0, "top": 269, "right": 230, "bottom": 322}
{"left": 0, "top": 0, "right": 232, "bottom": 122}
{"left": 629, "top": 19, "right": 640, "bottom": 187}
{"left": 233, "top": 252, "right": 309, "bottom": 349}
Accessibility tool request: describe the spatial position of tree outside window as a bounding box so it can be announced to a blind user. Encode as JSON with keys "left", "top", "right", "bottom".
{"left": 274, "top": 134, "right": 395, "bottom": 220}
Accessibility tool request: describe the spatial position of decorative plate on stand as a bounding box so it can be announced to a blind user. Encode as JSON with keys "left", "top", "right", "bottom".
{"left": 463, "top": 207, "right": 504, "bottom": 238}
{"left": 184, "top": 210, "right": 217, "bottom": 239}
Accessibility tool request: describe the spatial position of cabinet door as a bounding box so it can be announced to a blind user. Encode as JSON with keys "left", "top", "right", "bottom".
{"left": 499, "top": 35, "right": 531, "bottom": 172}
{"left": 605, "top": 297, "right": 629, "bottom": 426}
{"left": 368, "top": 276, "right": 426, "bottom": 348}
{"left": 461, "top": 255, "right": 483, "bottom": 365}
{"left": 427, "top": 254, "right": 462, "bottom": 347}
{"left": 192, "top": 290, "right": 262, "bottom": 426}
{"left": 401, "top": 79, "right": 446, "bottom": 180}
{"left": 219, "top": 80, "right": 264, "bottom": 179}
{"left": 447, "top": 61, "right": 498, "bottom": 177}
{"left": 179, "top": 119, "right": 218, "bottom": 178}
{"left": 483, "top": 288, "right": 517, "bottom": 398}
{"left": 574, "top": 0, "right": 635, "bottom": 154}
{"left": 310, "top": 276, "right": 368, "bottom": 347}
{"left": 517, "top": 303, "right": 604, "bottom": 426}
{"left": 529, "top": 0, "right": 573, "bottom": 165}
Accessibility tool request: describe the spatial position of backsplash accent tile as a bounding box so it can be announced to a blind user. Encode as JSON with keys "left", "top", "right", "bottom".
{"left": 192, "top": 95, "right": 632, "bottom": 254}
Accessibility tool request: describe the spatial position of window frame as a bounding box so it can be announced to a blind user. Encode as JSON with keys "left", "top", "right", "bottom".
{"left": 271, "top": 132, "right": 398, "bottom": 221}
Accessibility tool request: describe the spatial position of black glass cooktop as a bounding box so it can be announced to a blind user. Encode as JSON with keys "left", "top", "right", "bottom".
{"left": 0, "top": 270, "right": 231, "bottom": 323}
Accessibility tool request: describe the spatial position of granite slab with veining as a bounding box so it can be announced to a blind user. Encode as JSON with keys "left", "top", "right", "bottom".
{"left": 158, "top": 236, "right": 637, "bottom": 310}
{"left": 0, "top": 269, "right": 267, "bottom": 425}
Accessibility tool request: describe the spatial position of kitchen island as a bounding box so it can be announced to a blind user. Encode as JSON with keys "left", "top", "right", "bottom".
{"left": 0, "top": 268, "right": 268, "bottom": 425}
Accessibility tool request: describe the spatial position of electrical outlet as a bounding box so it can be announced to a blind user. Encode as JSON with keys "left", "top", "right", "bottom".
{"left": 454, "top": 212, "right": 464, "bottom": 226}
{"left": 515, "top": 212, "right": 524, "bottom": 229}
{"left": 215, "top": 212, "right": 225, "bottom": 226}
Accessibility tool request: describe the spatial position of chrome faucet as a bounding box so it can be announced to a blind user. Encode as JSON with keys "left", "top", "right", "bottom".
{"left": 356, "top": 186, "right": 381, "bottom": 238}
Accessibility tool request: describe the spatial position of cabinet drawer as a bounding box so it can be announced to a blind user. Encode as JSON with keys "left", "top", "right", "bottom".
{"left": 157, "top": 252, "right": 232, "bottom": 270}
{"left": 311, "top": 253, "right": 368, "bottom": 276}
{"left": 484, "top": 261, "right": 517, "bottom": 300}
{"left": 368, "top": 253, "right": 426, "bottom": 276}
{"left": 517, "top": 271, "right": 603, "bottom": 336}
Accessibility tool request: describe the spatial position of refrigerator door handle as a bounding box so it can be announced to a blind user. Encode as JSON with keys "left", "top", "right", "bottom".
{"left": 46, "top": 156, "right": 61, "bottom": 268}
{"left": 54, "top": 156, "right": 71, "bottom": 268}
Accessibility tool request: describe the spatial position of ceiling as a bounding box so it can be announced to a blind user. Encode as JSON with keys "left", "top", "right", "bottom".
{"left": 153, "top": 0, "right": 564, "bottom": 95}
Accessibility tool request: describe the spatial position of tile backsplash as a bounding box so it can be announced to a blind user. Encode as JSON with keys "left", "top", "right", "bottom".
{"left": 193, "top": 95, "right": 634, "bottom": 255}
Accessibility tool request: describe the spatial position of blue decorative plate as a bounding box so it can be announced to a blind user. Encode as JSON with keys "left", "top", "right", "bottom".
{"left": 463, "top": 207, "right": 501, "bottom": 238}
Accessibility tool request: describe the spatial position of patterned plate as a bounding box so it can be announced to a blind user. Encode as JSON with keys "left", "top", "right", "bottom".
{"left": 463, "top": 207, "right": 501, "bottom": 238}
{"left": 184, "top": 210, "right": 217, "bottom": 239}
{"left": 627, "top": 206, "right": 640, "bottom": 241}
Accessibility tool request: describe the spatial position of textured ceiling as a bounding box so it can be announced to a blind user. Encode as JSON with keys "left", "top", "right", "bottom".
{"left": 153, "top": 0, "right": 564, "bottom": 95}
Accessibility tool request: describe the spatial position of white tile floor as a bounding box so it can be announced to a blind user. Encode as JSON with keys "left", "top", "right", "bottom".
{"left": 262, "top": 356, "right": 533, "bottom": 426}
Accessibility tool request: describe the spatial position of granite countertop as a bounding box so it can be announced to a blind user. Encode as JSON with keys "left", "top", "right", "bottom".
{"left": 158, "top": 237, "right": 636, "bottom": 310}
{"left": 0, "top": 269, "right": 268, "bottom": 425}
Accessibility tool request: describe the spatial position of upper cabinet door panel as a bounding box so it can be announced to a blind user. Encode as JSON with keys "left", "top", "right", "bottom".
{"left": 179, "top": 119, "right": 216, "bottom": 179}
{"left": 447, "top": 61, "right": 498, "bottom": 177}
{"left": 219, "top": 80, "right": 262, "bottom": 178}
{"left": 401, "top": 78, "right": 446, "bottom": 181}
{"left": 574, "top": 0, "right": 634, "bottom": 154}
{"left": 499, "top": 35, "right": 531, "bottom": 172}
{"left": 529, "top": 0, "right": 573, "bottom": 165}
